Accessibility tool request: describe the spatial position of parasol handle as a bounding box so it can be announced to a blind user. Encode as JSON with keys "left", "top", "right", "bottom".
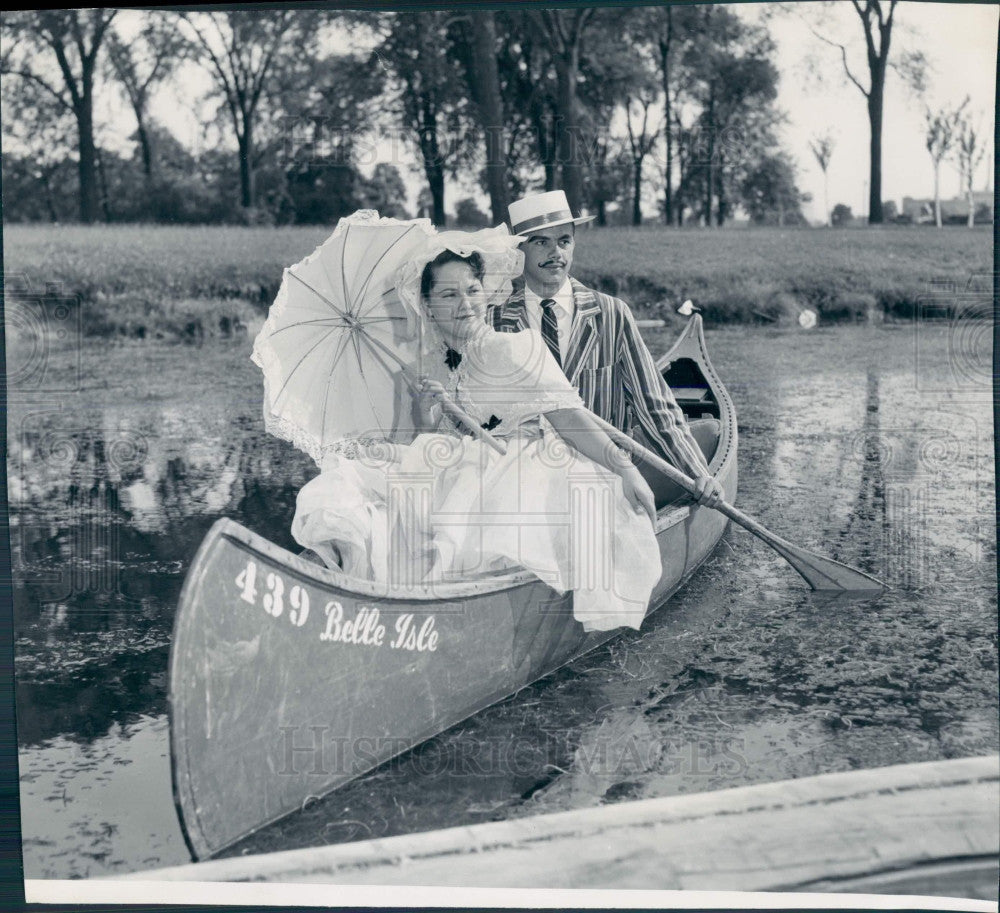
{"left": 402, "top": 367, "right": 507, "bottom": 455}
{"left": 433, "top": 392, "right": 508, "bottom": 455}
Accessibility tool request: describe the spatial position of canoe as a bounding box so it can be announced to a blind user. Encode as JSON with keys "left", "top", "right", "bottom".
{"left": 169, "top": 313, "right": 738, "bottom": 861}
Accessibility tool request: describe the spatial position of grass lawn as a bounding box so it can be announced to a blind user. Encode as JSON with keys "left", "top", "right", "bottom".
{"left": 3, "top": 222, "right": 991, "bottom": 336}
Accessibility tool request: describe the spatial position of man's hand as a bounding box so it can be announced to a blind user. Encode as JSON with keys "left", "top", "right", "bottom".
{"left": 691, "top": 475, "right": 724, "bottom": 509}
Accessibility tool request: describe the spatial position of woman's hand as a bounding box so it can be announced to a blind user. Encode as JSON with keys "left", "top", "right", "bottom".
{"left": 413, "top": 377, "right": 446, "bottom": 429}
{"left": 621, "top": 465, "right": 657, "bottom": 526}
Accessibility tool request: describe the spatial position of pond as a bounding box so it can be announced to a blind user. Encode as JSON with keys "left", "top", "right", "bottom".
{"left": 9, "top": 322, "right": 996, "bottom": 878}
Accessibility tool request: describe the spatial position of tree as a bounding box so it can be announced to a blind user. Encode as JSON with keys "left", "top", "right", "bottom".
{"left": 575, "top": 58, "right": 628, "bottom": 226}
{"left": 1, "top": 152, "right": 76, "bottom": 222}
{"left": 368, "top": 11, "right": 476, "bottom": 226}
{"left": 359, "top": 164, "right": 410, "bottom": 219}
{"left": 740, "top": 153, "right": 807, "bottom": 225}
{"left": 454, "top": 197, "right": 490, "bottom": 228}
{"left": 629, "top": 4, "right": 702, "bottom": 225}
{"left": 654, "top": 5, "right": 678, "bottom": 225}
{"left": 576, "top": 14, "right": 660, "bottom": 226}
{"left": 809, "top": 133, "right": 835, "bottom": 225}
{"left": 590, "top": 9, "right": 662, "bottom": 226}
{"left": 2, "top": 9, "right": 118, "bottom": 222}
{"left": 805, "top": 1, "right": 926, "bottom": 224}
{"left": 682, "top": 7, "right": 781, "bottom": 226}
{"left": 281, "top": 49, "right": 386, "bottom": 224}
{"left": 924, "top": 99, "right": 966, "bottom": 228}
{"left": 494, "top": 11, "right": 559, "bottom": 195}
{"left": 954, "top": 109, "right": 986, "bottom": 229}
{"left": 105, "top": 12, "right": 188, "bottom": 181}
{"left": 180, "top": 10, "right": 321, "bottom": 210}
{"left": 527, "top": 8, "right": 598, "bottom": 214}
{"left": 621, "top": 45, "right": 660, "bottom": 227}
{"left": 457, "top": 10, "right": 509, "bottom": 224}
{"left": 831, "top": 202, "right": 854, "bottom": 226}
{"left": 0, "top": 46, "right": 77, "bottom": 222}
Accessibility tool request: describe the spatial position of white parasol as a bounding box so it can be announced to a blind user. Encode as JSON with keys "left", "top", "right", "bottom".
{"left": 251, "top": 211, "right": 519, "bottom": 464}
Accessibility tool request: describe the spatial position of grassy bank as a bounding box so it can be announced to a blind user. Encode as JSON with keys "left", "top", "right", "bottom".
{"left": 3, "top": 223, "right": 991, "bottom": 337}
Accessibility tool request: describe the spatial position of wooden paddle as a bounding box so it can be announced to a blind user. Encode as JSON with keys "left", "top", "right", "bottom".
{"left": 589, "top": 414, "right": 887, "bottom": 593}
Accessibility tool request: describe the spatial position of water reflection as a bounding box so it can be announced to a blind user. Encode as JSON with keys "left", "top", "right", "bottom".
{"left": 11, "top": 413, "right": 313, "bottom": 747}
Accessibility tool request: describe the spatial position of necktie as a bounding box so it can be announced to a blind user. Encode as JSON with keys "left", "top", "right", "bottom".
{"left": 539, "top": 298, "right": 562, "bottom": 368}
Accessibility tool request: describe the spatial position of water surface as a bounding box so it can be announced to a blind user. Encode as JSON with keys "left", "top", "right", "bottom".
{"left": 9, "top": 323, "right": 996, "bottom": 877}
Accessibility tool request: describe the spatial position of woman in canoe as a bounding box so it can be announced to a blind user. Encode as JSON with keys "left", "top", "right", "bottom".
{"left": 291, "top": 227, "right": 661, "bottom": 632}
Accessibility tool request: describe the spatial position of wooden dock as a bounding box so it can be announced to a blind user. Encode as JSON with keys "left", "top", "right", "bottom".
{"left": 124, "top": 755, "right": 998, "bottom": 898}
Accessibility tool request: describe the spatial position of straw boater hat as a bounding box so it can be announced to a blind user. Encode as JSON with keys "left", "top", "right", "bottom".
{"left": 508, "top": 190, "right": 595, "bottom": 236}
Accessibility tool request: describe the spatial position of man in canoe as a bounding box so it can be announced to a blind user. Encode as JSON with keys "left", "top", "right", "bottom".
{"left": 490, "top": 190, "right": 724, "bottom": 509}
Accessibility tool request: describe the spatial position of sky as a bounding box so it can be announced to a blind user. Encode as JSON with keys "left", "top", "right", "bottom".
{"left": 125, "top": 2, "right": 998, "bottom": 224}
{"left": 757, "top": 1, "right": 997, "bottom": 223}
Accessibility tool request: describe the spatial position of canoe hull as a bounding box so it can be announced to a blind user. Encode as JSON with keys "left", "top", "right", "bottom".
{"left": 170, "top": 315, "right": 738, "bottom": 860}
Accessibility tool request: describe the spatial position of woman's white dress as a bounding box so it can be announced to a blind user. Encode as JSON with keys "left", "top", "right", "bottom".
{"left": 292, "top": 329, "right": 662, "bottom": 632}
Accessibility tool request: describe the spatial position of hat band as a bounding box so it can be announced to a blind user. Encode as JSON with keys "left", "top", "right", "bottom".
{"left": 511, "top": 208, "right": 574, "bottom": 234}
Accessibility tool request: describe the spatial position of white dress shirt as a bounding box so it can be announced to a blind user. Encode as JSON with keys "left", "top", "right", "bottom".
{"left": 524, "top": 279, "right": 575, "bottom": 365}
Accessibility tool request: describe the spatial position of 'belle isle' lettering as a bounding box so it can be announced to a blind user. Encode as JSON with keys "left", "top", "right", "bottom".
{"left": 234, "top": 562, "right": 440, "bottom": 653}
{"left": 320, "top": 601, "right": 438, "bottom": 653}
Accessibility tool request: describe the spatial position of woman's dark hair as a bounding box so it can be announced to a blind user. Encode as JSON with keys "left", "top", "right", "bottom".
{"left": 420, "top": 249, "right": 486, "bottom": 299}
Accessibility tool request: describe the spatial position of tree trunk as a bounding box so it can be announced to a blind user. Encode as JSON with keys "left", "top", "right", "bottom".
{"left": 704, "top": 133, "right": 715, "bottom": 226}
{"left": 76, "top": 99, "right": 98, "bottom": 223}
{"left": 823, "top": 171, "right": 830, "bottom": 226}
{"left": 96, "top": 145, "right": 112, "bottom": 221}
{"left": 716, "top": 167, "right": 726, "bottom": 226}
{"left": 238, "top": 130, "right": 255, "bottom": 209}
{"left": 554, "top": 53, "right": 583, "bottom": 214}
{"left": 597, "top": 198, "right": 607, "bottom": 226}
{"left": 967, "top": 183, "right": 975, "bottom": 228}
{"left": 137, "top": 118, "right": 154, "bottom": 180}
{"left": 867, "top": 66, "right": 885, "bottom": 224}
{"left": 428, "top": 165, "right": 446, "bottom": 226}
{"left": 660, "top": 9, "right": 674, "bottom": 225}
{"left": 530, "top": 103, "right": 557, "bottom": 191}
{"left": 40, "top": 170, "right": 59, "bottom": 222}
{"left": 933, "top": 162, "right": 941, "bottom": 228}
{"left": 632, "top": 155, "right": 643, "bottom": 226}
{"left": 468, "top": 11, "right": 509, "bottom": 225}
{"left": 419, "top": 94, "right": 447, "bottom": 226}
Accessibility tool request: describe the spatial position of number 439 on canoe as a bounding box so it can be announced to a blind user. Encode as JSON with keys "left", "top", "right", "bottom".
{"left": 235, "top": 560, "right": 310, "bottom": 626}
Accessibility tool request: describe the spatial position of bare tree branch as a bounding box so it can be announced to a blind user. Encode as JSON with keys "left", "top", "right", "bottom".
{"left": 802, "top": 15, "right": 869, "bottom": 97}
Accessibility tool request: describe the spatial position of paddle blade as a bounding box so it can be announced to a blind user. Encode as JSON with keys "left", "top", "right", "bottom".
{"left": 767, "top": 538, "right": 887, "bottom": 593}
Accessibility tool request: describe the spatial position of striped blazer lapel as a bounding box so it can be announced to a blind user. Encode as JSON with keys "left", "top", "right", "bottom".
{"left": 564, "top": 279, "right": 602, "bottom": 384}
{"left": 489, "top": 280, "right": 530, "bottom": 331}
